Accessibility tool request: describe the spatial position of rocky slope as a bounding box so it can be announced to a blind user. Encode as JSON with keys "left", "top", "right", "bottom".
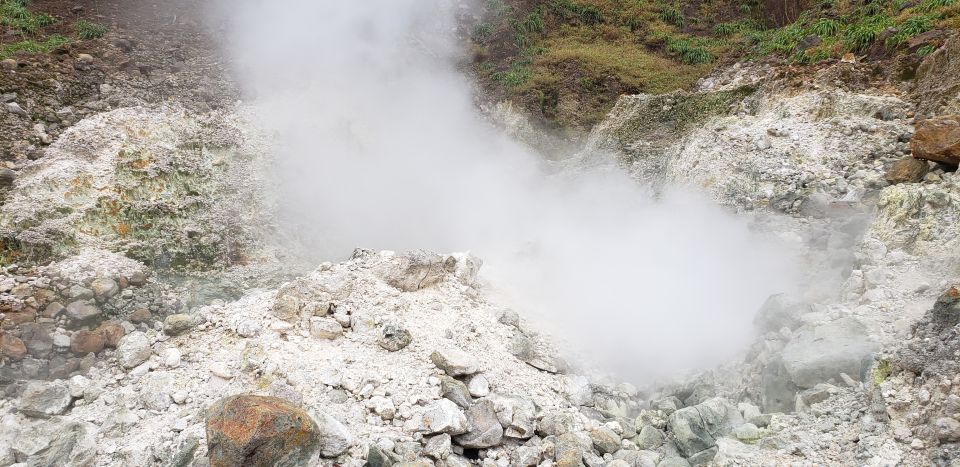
{"left": 2, "top": 4, "right": 960, "bottom": 467}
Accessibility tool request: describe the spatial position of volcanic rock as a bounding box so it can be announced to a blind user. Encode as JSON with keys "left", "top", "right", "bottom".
{"left": 206, "top": 395, "right": 321, "bottom": 466}
{"left": 911, "top": 115, "right": 960, "bottom": 165}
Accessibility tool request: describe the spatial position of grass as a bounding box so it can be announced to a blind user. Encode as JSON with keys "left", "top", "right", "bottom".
{"left": 658, "top": 5, "right": 685, "bottom": 28}
{"left": 664, "top": 36, "right": 716, "bottom": 64}
{"left": 0, "top": 0, "right": 55, "bottom": 35}
{"left": 75, "top": 19, "right": 108, "bottom": 39}
{"left": 0, "top": 34, "right": 67, "bottom": 59}
{"left": 531, "top": 34, "right": 710, "bottom": 94}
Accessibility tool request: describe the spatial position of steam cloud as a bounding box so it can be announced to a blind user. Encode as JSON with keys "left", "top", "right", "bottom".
{"left": 215, "top": 0, "right": 796, "bottom": 381}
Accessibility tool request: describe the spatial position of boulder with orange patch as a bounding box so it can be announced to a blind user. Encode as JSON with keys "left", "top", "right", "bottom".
{"left": 206, "top": 395, "right": 321, "bottom": 467}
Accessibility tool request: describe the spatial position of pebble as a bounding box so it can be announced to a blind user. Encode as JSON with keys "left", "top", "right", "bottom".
{"left": 468, "top": 374, "right": 490, "bottom": 397}
{"left": 210, "top": 362, "right": 234, "bottom": 379}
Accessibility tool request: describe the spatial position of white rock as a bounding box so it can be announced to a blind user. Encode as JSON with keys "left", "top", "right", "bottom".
{"left": 68, "top": 375, "right": 92, "bottom": 398}
{"left": 117, "top": 331, "right": 152, "bottom": 369}
{"left": 209, "top": 362, "right": 234, "bottom": 379}
{"left": 315, "top": 411, "right": 355, "bottom": 457}
{"left": 430, "top": 348, "right": 479, "bottom": 376}
{"left": 468, "top": 374, "right": 490, "bottom": 398}
{"left": 310, "top": 317, "right": 343, "bottom": 340}
{"left": 164, "top": 348, "right": 182, "bottom": 368}
{"left": 422, "top": 399, "right": 469, "bottom": 435}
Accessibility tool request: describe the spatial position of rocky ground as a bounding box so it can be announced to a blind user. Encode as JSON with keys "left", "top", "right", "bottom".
{"left": 2, "top": 2, "right": 960, "bottom": 467}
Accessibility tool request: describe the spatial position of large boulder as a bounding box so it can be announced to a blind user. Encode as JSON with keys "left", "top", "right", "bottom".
{"left": 20, "top": 380, "right": 73, "bottom": 418}
{"left": 206, "top": 395, "right": 321, "bottom": 466}
{"left": 666, "top": 397, "right": 742, "bottom": 460}
{"left": 931, "top": 286, "right": 960, "bottom": 331}
{"left": 780, "top": 317, "right": 879, "bottom": 388}
{"left": 430, "top": 348, "right": 479, "bottom": 376}
{"left": 373, "top": 250, "right": 454, "bottom": 292}
{"left": 753, "top": 294, "right": 806, "bottom": 333}
{"left": 911, "top": 115, "right": 960, "bottom": 166}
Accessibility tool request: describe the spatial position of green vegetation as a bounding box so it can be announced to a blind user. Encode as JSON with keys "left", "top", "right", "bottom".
{"left": 0, "top": 0, "right": 54, "bottom": 35}
{"left": 75, "top": 19, "right": 108, "bottom": 40}
{"left": 1, "top": 34, "right": 67, "bottom": 59}
{"left": 0, "top": 1, "right": 111, "bottom": 60}
{"left": 745, "top": 0, "right": 960, "bottom": 63}
{"left": 468, "top": 0, "right": 957, "bottom": 132}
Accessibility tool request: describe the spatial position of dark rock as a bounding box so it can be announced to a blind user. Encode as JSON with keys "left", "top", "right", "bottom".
{"left": 886, "top": 157, "right": 930, "bottom": 184}
{"left": 47, "top": 355, "right": 79, "bottom": 380}
{"left": 129, "top": 308, "right": 152, "bottom": 323}
{"left": 367, "top": 445, "right": 399, "bottom": 467}
{"left": 206, "top": 395, "right": 321, "bottom": 467}
{"left": 931, "top": 286, "right": 960, "bottom": 331}
{"left": 0, "top": 169, "right": 15, "bottom": 188}
{"left": 378, "top": 323, "right": 412, "bottom": 351}
{"left": 128, "top": 271, "right": 147, "bottom": 286}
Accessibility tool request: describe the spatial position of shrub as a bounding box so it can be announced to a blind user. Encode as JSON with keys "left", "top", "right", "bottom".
{"left": 844, "top": 15, "right": 893, "bottom": 51}
{"left": 886, "top": 14, "right": 936, "bottom": 47}
{"left": 76, "top": 19, "right": 108, "bottom": 39}
{"left": 659, "top": 5, "right": 685, "bottom": 27}
{"left": 810, "top": 18, "right": 841, "bottom": 37}
{"left": 665, "top": 36, "right": 714, "bottom": 64}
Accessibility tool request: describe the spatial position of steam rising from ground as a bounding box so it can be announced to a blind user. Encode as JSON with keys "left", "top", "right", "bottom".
{"left": 216, "top": 0, "right": 795, "bottom": 381}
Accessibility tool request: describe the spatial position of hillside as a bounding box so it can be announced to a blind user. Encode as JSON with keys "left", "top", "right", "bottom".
{"left": 470, "top": 0, "right": 960, "bottom": 135}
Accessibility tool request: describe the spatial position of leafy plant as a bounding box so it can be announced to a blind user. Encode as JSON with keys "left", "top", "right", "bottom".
{"left": 551, "top": 0, "right": 604, "bottom": 24}
{"left": 472, "top": 23, "right": 494, "bottom": 42}
{"left": 917, "top": 0, "right": 955, "bottom": 12}
{"left": 810, "top": 18, "right": 841, "bottom": 36}
{"left": 886, "top": 14, "right": 936, "bottom": 47}
{"left": 714, "top": 22, "right": 737, "bottom": 36}
{"left": 665, "top": 36, "right": 714, "bottom": 64}
{"left": 844, "top": 15, "right": 893, "bottom": 51}
{"left": 485, "top": 0, "right": 511, "bottom": 17}
{"left": 492, "top": 60, "right": 533, "bottom": 86}
{"left": 658, "top": 5, "right": 685, "bottom": 27}
{"left": 75, "top": 19, "right": 108, "bottom": 40}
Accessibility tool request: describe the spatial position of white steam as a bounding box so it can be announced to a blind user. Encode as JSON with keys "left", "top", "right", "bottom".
{"left": 215, "top": 0, "right": 795, "bottom": 381}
